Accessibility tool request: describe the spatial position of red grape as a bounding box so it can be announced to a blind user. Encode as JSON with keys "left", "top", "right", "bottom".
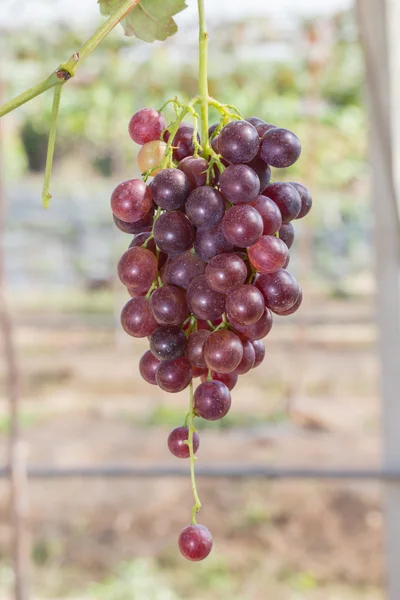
{"left": 111, "top": 179, "right": 153, "bottom": 223}
{"left": 218, "top": 121, "right": 260, "bottom": 164}
{"left": 219, "top": 164, "right": 260, "bottom": 204}
{"left": 264, "top": 182, "right": 301, "bottom": 223}
{"left": 256, "top": 269, "right": 300, "bottom": 313}
{"left": 139, "top": 350, "right": 160, "bottom": 385}
{"left": 172, "top": 125, "right": 197, "bottom": 161}
{"left": 118, "top": 246, "right": 157, "bottom": 290}
{"left": 121, "top": 297, "right": 158, "bottom": 338}
{"left": 128, "top": 108, "right": 166, "bottom": 145}
{"left": 186, "top": 186, "right": 225, "bottom": 229}
{"left": 187, "top": 275, "right": 225, "bottom": 321}
{"left": 178, "top": 524, "right": 213, "bottom": 561}
{"left": 178, "top": 156, "right": 209, "bottom": 189}
{"left": 195, "top": 223, "right": 234, "bottom": 262}
{"left": 234, "top": 340, "right": 256, "bottom": 374}
{"left": 222, "top": 204, "right": 263, "bottom": 248}
{"left": 274, "top": 287, "right": 303, "bottom": 315}
{"left": 150, "top": 325, "right": 187, "bottom": 361}
{"left": 230, "top": 307, "right": 273, "bottom": 341}
{"left": 137, "top": 140, "right": 167, "bottom": 175}
{"left": 226, "top": 284, "right": 265, "bottom": 325}
{"left": 194, "top": 380, "right": 231, "bottom": 420}
{"left": 256, "top": 122, "right": 277, "bottom": 137}
{"left": 289, "top": 182, "right": 312, "bottom": 219}
{"left": 162, "top": 252, "right": 205, "bottom": 289}
{"left": 154, "top": 211, "right": 195, "bottom": 255}
{"left": 203, "top": 330, "right": 243, "bottom": 373}
{"left": 186, "top": 330, "right": 211, "bottom": 368}
{"left": 201, "top": 370, "right": 238, "bottom": 390}
{"left": 149, "top": 285, "right": 189, "bottom": 326}
{"left": 248, "top": 195, "right": 282, "bottom": 236}
{"left": 156, "top": 357, "right": 192, "bottom": 393}
{"left": 168, "top": 426, "right": 199, "bottom": 458}
{"left": 246, "top": 156, "right": 272, "bottom": 192}
{"left": 150, "top": 168, "right": 191, "bottom": 210}
{"left": 278, "top": 223, "right": 295, "bottom": 248}
{"left": 113, "top": 211, "right": 154, "bottom": 234}
{"left": 260, "top": 127, "right": 301, "bottom": 168}
{"left": 252, "top": 340, "right": 266, "bottom": 368}
{"left": 248, "top": 235, "right": 289, "bottom": 274}
{"left": 205, "top": 253, "right": 248, "bottom": 294}
{"left": 245, "top": 116, "right": 265, "bottom": 128}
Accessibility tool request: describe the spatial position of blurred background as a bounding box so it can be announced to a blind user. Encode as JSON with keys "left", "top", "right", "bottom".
{"left": 0, "top": 0, "right": 385, "bottom": 599}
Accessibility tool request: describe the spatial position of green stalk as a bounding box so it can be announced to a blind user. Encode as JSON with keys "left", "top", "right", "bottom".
{"left": 187, "top": 380, "right": 201, "bottom": 524}
{"left": 42, "top": 85, "right": 63, "bottom": 208}
{"left": 0, "top": 0, "right": 140, "bottom": 119}
{"left": 197, "top": 0, "right": 209, "bottom": 151}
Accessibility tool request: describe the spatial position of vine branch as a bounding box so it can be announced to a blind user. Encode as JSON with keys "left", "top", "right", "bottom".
{"left": 0, "top": 0, "right": 141, "bottom": 119}
{"left": 42, "top": 85, "right": 63, "bottom": 208}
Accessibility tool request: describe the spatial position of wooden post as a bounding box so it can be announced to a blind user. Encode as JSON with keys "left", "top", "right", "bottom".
{"left": 357, "top": 1, "right": 400, "bottom": 598}
{"left": 0, "top": 72, "right": 30, "bottom": 600}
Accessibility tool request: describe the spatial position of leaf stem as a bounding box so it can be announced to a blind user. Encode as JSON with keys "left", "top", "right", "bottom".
{"left": 42, "top": 85, "right": 63, "bottom": 208}
{"left": 0, "top": 0, "right": 140, "bottom": 119}
{"left": 187, "top": 380, "right": 201, "bottom": 524}
{"left": 197, "top": 0, "right": 209, "bottom": 151}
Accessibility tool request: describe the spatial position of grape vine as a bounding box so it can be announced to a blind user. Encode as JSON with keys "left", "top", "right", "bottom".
{"left": 0, "top": 0, "right": 313, "bottom": 563}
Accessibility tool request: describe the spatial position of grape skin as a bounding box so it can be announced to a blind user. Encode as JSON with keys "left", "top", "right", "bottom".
{"left": 252, "top": 340, "right": 266, "bottom": 368}
{"left": 256, "top": 269, "right": 300, "bottom": 314}
{"left": 150, "top": 168, "right": 191, "bottom": 210}
{"left": 156, "top": 357, "right": 192, "bottom": 393}
{"left": 149, "top": 285, "right": 189, "bottom": 326}
{"left": 222, "top": 204, "right": 263, "bottom": 248}
{"left": 205, "top": 253, "right": 248, "bottom": 294}
{"left": 111, "top": 179, "right": 153, "bottom": 223}
{"left": 150, "top": 326, "right": 187, "bottom": 361}
{"left": 129, "top": 108, "right": 166, "bottom": 145}
{"left": 264, "top": 182, "right": 301, "bottom": 223}
{"left": 226, "top": 284, "right": 265, "bottom": 326}
{"left": 219, "top": 164, "right": 260, "bottom": 205}
{"left": 186, "top": 275, "right": 226, "bottom": 321}
{"left": 218, "top": 121, "right": 260, "bottom": 164}
{"left": 168, "top": 426, "right": 199, "bottom": 459}
{"left": 162, "top": 252, "right": 205, "bottom": 290}
{"left": 260, "top": 127, "right": 301, "bottom": 168}
{"left": 118, "top": 246, "right": 158, "bottom": 290}
{"left": 178, "top": 524, "right": 213, "bottom": 561}
{"left": 194, "top": 380, "right": 232, "bottom": 420}
{"left": 230, "top": 307, "right": 273, "bottom": 341}
{"left": 201, "top": 370, "right": 238, "bottom": 390}
{"left": 186, "top": 330, "right": 211, "bottom": 368}
{"left": 185, "top": 186, "right": 225, "bottom": 229}
{"left": 203, "top": 330, "right": 243, "bottom": 374}
{"left": 234, "top": 340, "right": 256, "bottom": 374}
{"left": 121, "top": 297, "right": 158, "bottom": 338}
{"left": 137, "top": 140, "right": 167, "bottom": 176}
{"left": 139, "top": 350, "right": 161, "bottom": 385}
{"left": 248, "top": 235, "right": 289, "bottom": 274}
{"left": 154, "top": 211, "right": 195, "bottom": 255}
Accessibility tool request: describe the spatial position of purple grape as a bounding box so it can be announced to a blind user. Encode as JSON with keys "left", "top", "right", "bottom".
{"left": 245, "top": 116, "right": 265, "bottom": 128}
{"left": 178, "top": 524, "right": 213, "bottom": 561}
{"left": 185, "top": 186, "right": 225, "bottom": 229}
{"left": 256, "top": 123, "right": 277, "bottom": 138}
{"left": 111, "top": 179, "right": 153, "bottom": 223}
{"left": 219, "top": 164, "right": 260, "bottom": 205}
{"left": 252, "top": 340, "right": 266, "bottom": 368}
{"left": 156, "top": 357, "right": 192, "bottom": 393}
{"left": 118, "top": 246, "right": 157, "bottom": 290}
{"left": 121, "top": 297, "right": 158, "bottom": 338}
{"left": 274, "top": 287, "right": 303, "bottom": 316}
{"left": 279, "top": 223, "right": 295, "bottom": 248}
{"left": 149, "top": 285, "right": 189, "bottom": 326}
{"left": 289, "top": 182, "right": 312, "bottom": 219}
{"left": 186, "top": 275, "right": 225, "bottom": 321}
{"left": 201, "top": 370, "right": 238, "bottom": 390}
{"left": 263, "top": 182, "right": 301, "bottom": 222}
{"left": 186, "top": 330, "right": 211, "bottom": 368}
{"left": 246, "top": 156, "right": 272, "bottom": 192}
{"left": 128, "top": 108, "right": 166, "bottom": 145}
{"left": 154, "top": 211, "right": 194, "bottom": 255}
{"left": 260, "top": 127, "right": 301, "bottom": 168}
{"left": 218, "top": 121, "right": 260, "bottom": 164}
{"left": 172, "top": 126, "right": 198, "bottom": 161}
{"left": 248, "top": 195, "right": 282, "bottom": 236}
{"left": 168, "top": 426, "right": 199, "bottom": 459}
{"left": 222, "top": 204, "right": 263, "bottom": 248}
{"left": 178, "top": 156, "right": 209, "bottom": 189}
{"left": 208, "top": 123, "right": 219, "bottom": 138}
{"left": 226, "top": 284, "right": 265, "bottom": 325}
{"left": 129, "top": 233, "right": 167, "bottom": 268}
{"left": 205, "top": 253, "right": 247, "bottom": 294}
{"left": 113, "top": 210, "right": 154, "bottom": 234}
{"left": 150, "top": 325, "right": 187, "bottom": 361}
{"left": 162, "top": 252, "right": 205, "bottom": 289}
{"left": 203, "top": 330, "right": 243, "bottom": 374}
{"left": 256, "top": 269, "right": 300, "bottom": 314}
{"left": 248, "top": 235, "right": 289, "bottom": 274}
{"left": 230, "top": 308, "right": 273, "bottom": 341}
{"left": 150, "top": 168, "right": 191, "bottom": 210}
{"left": 194, "top": 223, "right": 234, "bottom": 263}
{"left": 139, "top": 350, "right": 160, "bottom": 385}
{"left": 234, "top": 340, "right": 256, "bottom": 374}
{"left": 194, "top": 380, "right": 232, "bottom": 420}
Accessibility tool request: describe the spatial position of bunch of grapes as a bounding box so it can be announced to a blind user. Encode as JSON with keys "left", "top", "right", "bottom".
{"left": 110, "top": 105, "right": 312, "bottom": 561}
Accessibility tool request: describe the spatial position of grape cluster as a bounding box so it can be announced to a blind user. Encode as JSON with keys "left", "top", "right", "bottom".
{"left": 110, "top": 105, "right": 312, "bottom": 561}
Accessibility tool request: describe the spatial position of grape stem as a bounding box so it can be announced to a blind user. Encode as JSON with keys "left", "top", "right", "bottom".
{"left": 187, "top": 379, "right": 201, "bottom": 524}
{"left": 0, "top": 0, "right": 140, "bottom": 119}
{"left": 198, "top": 0, "right": 209, "bottom": 153}
{"left": 42, "top": 84, "right": 63, "bottom": 208}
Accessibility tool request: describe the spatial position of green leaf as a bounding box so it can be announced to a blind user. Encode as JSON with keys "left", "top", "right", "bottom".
{"left": 98, "top": 0, "right": 188, "bottom": 42}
